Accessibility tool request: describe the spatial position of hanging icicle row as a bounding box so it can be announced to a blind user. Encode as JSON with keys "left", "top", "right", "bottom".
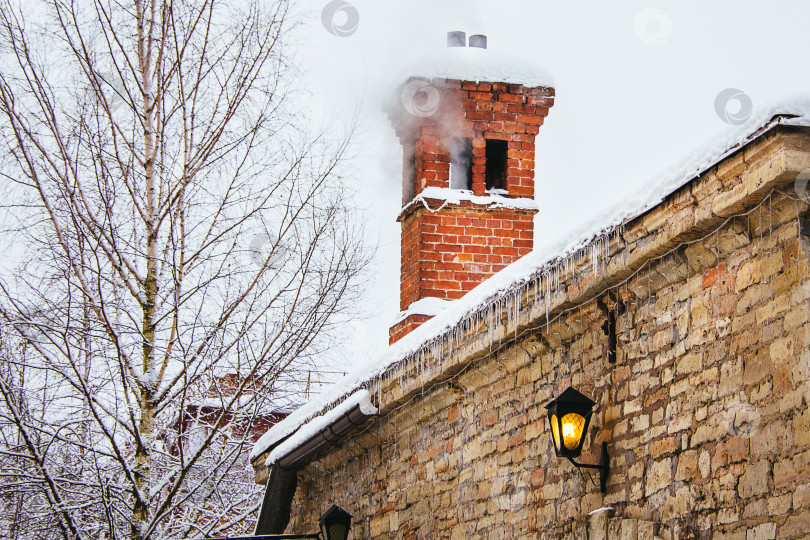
{"left": 370, "top": 221, "right": 627, "bottom": 394}
{"left": 325, "top": 221, "right": 630, "bottom": 426}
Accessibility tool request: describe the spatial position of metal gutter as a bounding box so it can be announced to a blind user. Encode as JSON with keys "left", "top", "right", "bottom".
{"left": 276, "top": 403, "right": 376, "bottom": 470}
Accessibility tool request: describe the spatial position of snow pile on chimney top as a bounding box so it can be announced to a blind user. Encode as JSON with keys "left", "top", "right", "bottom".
{"left": 402, "top": 31, "right": 555, "bottom": 88}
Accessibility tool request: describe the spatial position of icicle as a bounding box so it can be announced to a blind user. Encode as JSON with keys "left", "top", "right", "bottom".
{"left": 506, "top": 295, "right": 513, "bottom": 333}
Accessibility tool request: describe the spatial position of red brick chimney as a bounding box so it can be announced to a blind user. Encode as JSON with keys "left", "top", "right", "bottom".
{"left": 388, "top": 33, "right": 555, "bottom": 344}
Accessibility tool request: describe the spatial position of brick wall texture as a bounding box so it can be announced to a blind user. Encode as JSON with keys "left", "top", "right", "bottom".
{"left": 255, "top": 125, "right": 810, "bottom": 537}
{"left": 390, "top": 80, "right": 554, "bottom": 200}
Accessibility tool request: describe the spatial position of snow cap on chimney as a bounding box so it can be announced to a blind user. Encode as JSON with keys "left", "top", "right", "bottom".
{"left": 397, "top": 33, "right": 554, "bottom": 89}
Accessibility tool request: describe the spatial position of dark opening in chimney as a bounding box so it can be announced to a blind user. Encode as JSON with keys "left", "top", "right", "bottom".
{"left": 485, "top": 139, "right": 508, "bottom": 191}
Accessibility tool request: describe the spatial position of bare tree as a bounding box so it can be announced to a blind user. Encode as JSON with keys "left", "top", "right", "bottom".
{"left": 0, "top": 0, "right": 368, "bottom": 538}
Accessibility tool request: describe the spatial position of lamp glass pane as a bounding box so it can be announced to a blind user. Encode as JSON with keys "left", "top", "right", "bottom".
{"left": 326, "top": 523, "right": 348, "bottom": 540}
{"left": 550, "top": 414, "right": 561, "bottom": 452}
{"left": 561, "top": 413, "right": 585, "bottom": 450}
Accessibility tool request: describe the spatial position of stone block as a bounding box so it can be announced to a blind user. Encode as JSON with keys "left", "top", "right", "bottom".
{"left": 735, "top": 260, "right": 762, "bottom": 291}
{"left": 632, "top": 415, "right": 651, "bottom": 433}
{"left": 793, "top": 483, "right": 810, "bottom": 510}
{"left": 794, "top": 410, "right": 810, "bottom": 448}
{"left": 751, "top": 419, "right": 791, "bottom": 459}
{"left": 768, "top": 493, "right": 792, "bottom": 516}
{"left": 777, "top": 510, "right": 810, "bottom": 539}
{"left": 738, "top": 459, "right": 770, "bottom": 499}
{"left": 563, "top": 524, "right": 587, "bottom": 540}
{"left": 676, "top": 450, "right": 699, "bottom": 481}
{"left": 770, "top": 337, "right": 793, "bottom": 365}
{"left": 620, "top": 518, "right": 639, "bottom": 540}
{"left": 746, "top": 523, "right": 776, "bottom": 540}
{"left": 651, "top": 436, "right": 677, "bottom": 458}
{"left": 685, "top": 241, "right": 718, "bottom": 272}
{"left": 645, "top": 458, "right": 672, "bottom": 496}
{"left": 719, "top": 357, "right": 743, "bottom": 396}
{"left": 638, "top": 520, "right": 657, "bottom": 540}
{"left": 676, "top": 351, "right": 702, "bottom": 375}
{"left": 587, "top": 508, "right": 612, "bottom": 540}
{"left": 743, "top": 350, "right": 771, "bottom": 385}
{"left": 692, "top": 423, "right": 721, "bottom": 446}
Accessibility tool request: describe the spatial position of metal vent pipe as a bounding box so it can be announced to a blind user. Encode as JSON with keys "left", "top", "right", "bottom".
{"left": 447, "top": 31, "right": 466, "bottom": 47}
{"left": 469, "top": 34, "right": 487, "bottom": 49}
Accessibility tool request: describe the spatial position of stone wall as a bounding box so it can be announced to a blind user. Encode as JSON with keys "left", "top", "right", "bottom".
{"left": 259, "top": 128, "right": 810, "bottom": 539}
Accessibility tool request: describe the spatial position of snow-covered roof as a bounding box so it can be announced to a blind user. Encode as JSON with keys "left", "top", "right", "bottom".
{"left": 251, "top": 94, "right": 810, "bottom": 464}
{"left": 402, "top": 45, "right": 555, "bottom": 88}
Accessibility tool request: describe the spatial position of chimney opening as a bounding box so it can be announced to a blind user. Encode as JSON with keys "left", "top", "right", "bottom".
{"left": 447, "top": 31, "right": 466, "bottom": 48}
{"left": 485, "top": 139, "right": 508, "bottom": 192}
{"left": 469, "top": 34, "right": 487, "bottom": 49}
{"left": 450, "top": 138, "right": 473, "bottom": 191}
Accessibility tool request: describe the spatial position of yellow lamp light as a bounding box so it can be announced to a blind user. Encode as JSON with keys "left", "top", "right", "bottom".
{"left": 545, "top": 387, "right": 610, "bottom": 493}
{"left": 545, "top": 388, "right": 594, "bottom": 457}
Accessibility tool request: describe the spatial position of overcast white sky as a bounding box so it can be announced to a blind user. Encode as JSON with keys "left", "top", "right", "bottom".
{"left": 289, "top": 0, "right": 810, "bottom": 369}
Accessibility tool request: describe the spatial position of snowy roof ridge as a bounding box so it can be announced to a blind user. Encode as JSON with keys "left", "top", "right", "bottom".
{"left": 251, "top": 94, "right": 810, "bottom": 463}
{"left": 400, "top": 187, "right": 539, "bottom": 216}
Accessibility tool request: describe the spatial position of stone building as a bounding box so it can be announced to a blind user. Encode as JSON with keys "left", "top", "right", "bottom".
{"left": 249, "top": 35, "right": 810, "bottom": 539}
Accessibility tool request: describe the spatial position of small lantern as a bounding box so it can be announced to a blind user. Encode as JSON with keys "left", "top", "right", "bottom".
{"left": 544, "top": 386, "right": 595, "bottom": 458}
{"left": 319, "top": 505, "right": 352, "bottom": 540}
{"left": 545, "top": 386, "right": 610, "bottom": 493}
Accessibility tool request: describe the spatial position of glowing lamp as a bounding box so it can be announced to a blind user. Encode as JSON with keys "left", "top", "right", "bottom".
{"left": 545, "top": 386, "right": 610, "bottom": 493}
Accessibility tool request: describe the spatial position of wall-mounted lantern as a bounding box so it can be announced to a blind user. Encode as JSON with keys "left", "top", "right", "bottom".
{"left": 545, "top": 387, "right": 610, "bottom": 493}
{"left": 319, "top": 505, "right": 352, "bottom": 540}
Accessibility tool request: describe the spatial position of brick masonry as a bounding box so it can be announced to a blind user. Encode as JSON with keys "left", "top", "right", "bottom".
{"left": 253, "top": 126, "right": 810, "bottom": 537}
{"left": 389, "top": 80, "right": 554, "bottom": 343}
{"left": 389, "top": 81, "right": 554, "bottom": 199}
